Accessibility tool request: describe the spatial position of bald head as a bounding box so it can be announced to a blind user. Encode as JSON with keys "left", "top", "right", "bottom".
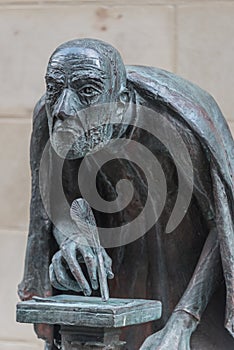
{"left": 48, "top": 38, "right": 127, "bottom": 94}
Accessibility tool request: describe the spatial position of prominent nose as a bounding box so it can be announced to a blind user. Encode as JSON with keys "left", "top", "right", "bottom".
{"left": 53, "top": 88, "right": 79, "bottom": 121}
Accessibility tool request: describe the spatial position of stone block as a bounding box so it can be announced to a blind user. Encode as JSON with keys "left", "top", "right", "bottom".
{"left": 0, "top": 5, "right": 174, "bottom": 115}
{"left": 177, "top": 3, "right": 234, "bottom": 122}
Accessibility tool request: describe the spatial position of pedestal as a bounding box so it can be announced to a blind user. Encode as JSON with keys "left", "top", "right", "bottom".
{"left": 60, "top": 326, "right": 125, "bottom": 349}
{"left": 17, "top": 295, "right": 162, "bottom": 350}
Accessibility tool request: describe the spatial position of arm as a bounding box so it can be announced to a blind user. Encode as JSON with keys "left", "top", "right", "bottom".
{"left": 18, "top": 97, "right": 54, "bottom": 346}
{"left": 18, "top": 96, "right": 53, "bottom": 301}
{"left": 140, "top": 227, "right": 222, "bottom": 350}
{"left": 174, "top": 227, "right": 221, "bottom": 320}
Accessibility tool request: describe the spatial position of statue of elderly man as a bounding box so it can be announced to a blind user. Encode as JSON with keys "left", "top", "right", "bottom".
{"left": 19, "top": 39, "right": 234, "bottom": 350}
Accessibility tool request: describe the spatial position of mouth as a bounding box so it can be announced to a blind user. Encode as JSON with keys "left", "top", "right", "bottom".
{"left": 54, "top": 123, "right": 82, "bottom": 135}
{"left": 51, "top": 122, "right": 114, "bottom": 159}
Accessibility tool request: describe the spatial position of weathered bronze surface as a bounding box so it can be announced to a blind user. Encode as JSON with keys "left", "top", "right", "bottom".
{"left": 18, "top": 39, "right": 234, "bottom": 349}
{"left": 17, "top": 295, "right": 162, "bottom": 327}
{"left": 17, "top": 295, "right": 162, "bottom": 349}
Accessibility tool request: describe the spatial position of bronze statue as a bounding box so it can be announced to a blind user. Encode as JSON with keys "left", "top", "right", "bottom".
{"left": 18, "top": 39, "right": 234, "bottom": 349}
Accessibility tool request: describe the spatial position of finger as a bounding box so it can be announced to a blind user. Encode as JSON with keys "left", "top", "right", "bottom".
{"left": 52, "top": 251, "right": 83, "bottom": 293}
{"left": 77, "top": 245, "right": 99, "bottom": 290}
{"left": 49, "top": 264, "right": 68, "bottom": 291}
{"left": 61, "top": 242, "right": 92, "bottom": 296}
{"left": 101, "top": 248, "right": 114, "bottom": 279}
{"left": 69, "top": 235, "right": 99, "bottom": 290}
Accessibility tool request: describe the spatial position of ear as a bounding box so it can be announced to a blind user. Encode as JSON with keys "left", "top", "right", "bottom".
{"left": 119, "top": 87, "right": 131, "bottom": 104}
{"left": 116, "top": 87, "right": 132, "bottom": 118}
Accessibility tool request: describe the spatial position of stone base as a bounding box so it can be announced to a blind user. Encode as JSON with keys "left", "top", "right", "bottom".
{"left": 61, "top": 326, "right": 125, "bottom": 350}
{"left": 17, "top": 295, "right": 162, "bottom": 349}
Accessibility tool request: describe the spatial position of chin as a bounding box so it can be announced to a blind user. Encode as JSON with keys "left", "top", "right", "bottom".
{"left": 50, "top": 124, "right": 113, "bottom": 159}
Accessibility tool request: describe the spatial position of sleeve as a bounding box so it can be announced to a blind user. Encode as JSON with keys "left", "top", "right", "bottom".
{"left": 18, "top": 95, "right": 53, "bottom": 301}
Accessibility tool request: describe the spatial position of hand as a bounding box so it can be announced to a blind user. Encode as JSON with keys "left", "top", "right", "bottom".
{"left": 140, "top": 310, "right": 198, "bottom": 350}
{"left": 49, "top": 233, "right": 114, "bottom": 296}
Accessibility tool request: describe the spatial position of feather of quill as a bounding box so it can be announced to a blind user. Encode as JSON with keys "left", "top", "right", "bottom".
{"left": 70, "top": 198, "right": 109, "bottom": 301}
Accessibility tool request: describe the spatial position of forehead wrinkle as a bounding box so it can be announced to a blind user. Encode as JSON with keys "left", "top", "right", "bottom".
{"left": 71, "top": 70, "right": 108, "bottom": 80}
{"left": 70, "top": 65, "right": 105, "bottom": 73}
{"left": 47, "top": 63, "right": 66, "bottom": 77}
{"left": 51, "top": 53, "right": 105, "bottom": 66}
{"left": 49, "top": 63, "right": 104, "bottom": 72}
{"left": 46, "top": 67, "right": 65, "bottom": 79}
{"left": 63, "top": 55, "right": 103, "bottom": 63}
{"left": 50, "top": 49, "right": 111, "bottom": 70}
{"left": 48, "top": 61, "right": 109, "bottom": 80}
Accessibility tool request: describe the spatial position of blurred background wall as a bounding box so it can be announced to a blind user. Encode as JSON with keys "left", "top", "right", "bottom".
{"left": 0, "top": 0, "right": 233, "bottom": 349}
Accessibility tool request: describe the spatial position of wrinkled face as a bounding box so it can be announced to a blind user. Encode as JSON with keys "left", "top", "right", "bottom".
{"left": 45, "top": 46, "right": 125, "bottom": 159}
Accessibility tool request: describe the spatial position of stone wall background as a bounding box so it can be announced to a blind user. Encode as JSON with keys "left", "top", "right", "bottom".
{"left": 0, "top": 1, "right": 233, "bottom": 349}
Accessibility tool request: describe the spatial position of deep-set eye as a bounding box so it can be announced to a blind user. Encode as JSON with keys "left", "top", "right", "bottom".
{"left": 46, "top": 83, "right": 63, "bottom": 106}
{"left": 78, "top": 85, "right": 100, "bottom": 97}
{"left": 46, "top": 83, "right": 54, "bottom": 92}
{"left": 46, "top": 83, "right": 61, "bottom": 95}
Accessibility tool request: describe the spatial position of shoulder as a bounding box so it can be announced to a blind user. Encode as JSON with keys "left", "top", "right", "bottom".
{"left": 126, "top": 65, "right": 233, "bottom": 189}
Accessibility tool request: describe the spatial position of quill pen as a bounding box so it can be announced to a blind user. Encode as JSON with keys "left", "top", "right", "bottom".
{"left": 70, "top": 198, "right": 109, "bottom": 301}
